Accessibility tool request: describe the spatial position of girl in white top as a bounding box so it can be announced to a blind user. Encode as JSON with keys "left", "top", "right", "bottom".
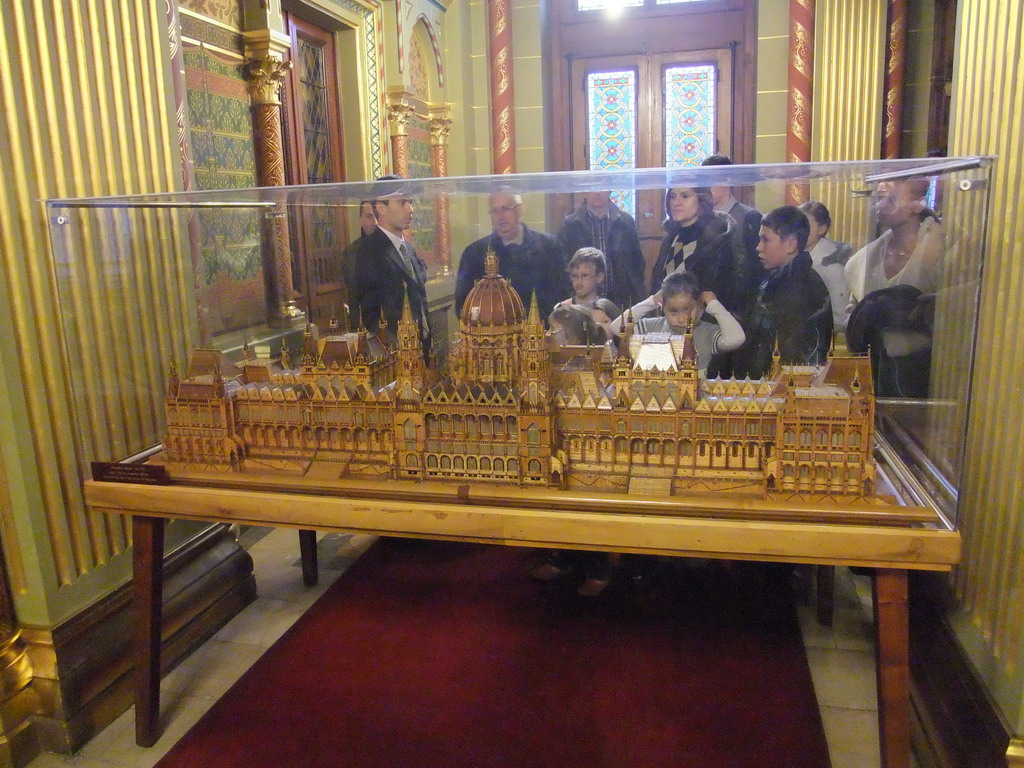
{"left": 799, "top": 201, "right": 853, "bottom": 329}
{"left": 612, "top": 271, "right": 745, "bottom": 375}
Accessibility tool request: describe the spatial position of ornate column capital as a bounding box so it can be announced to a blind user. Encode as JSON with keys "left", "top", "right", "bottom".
{"left": 244, "top": 53, "right": 291, "bottom": 106}
{"left": 386, "top": 102, "right": 418, "bottom": 137}
{"left": 428, "top": 112, "right": 453, "bottom": 146}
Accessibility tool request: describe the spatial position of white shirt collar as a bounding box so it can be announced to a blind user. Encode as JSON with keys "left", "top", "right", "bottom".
{"left": 380, "top": 227, "right": 408, "bottom": 252}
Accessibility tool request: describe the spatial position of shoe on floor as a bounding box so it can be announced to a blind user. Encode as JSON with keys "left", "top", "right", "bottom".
{"left": 532, "top": 561, "right": 571, "bottom": 581}
{"left": 578, "top": 576, "right": 610, "bottom": 597}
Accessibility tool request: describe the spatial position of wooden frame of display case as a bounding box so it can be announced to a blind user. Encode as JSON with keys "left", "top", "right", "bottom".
{"left": 84, "top": 476, "right": 959, "bottom": 768}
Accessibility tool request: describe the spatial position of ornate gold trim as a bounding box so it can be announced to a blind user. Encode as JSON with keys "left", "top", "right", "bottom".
{"left": 1008, "top": 739, "right": 1024, "bottom": 766}
{"left": 386, "top": 102, "right": 418, "bottom": 138}
{"left": 428, "top": 104, "right": 453, "bottom": 146}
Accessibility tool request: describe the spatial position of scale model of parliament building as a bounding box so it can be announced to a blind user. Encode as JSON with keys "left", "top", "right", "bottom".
{"left": 164, "top": 252, "right": 877, "bottom": 499}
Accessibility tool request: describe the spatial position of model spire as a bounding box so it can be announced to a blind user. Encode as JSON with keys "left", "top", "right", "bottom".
{"left": 527, "top": 289, "right": 541, "bottom": 325}
{"left": 484, "top": 246, "right": 499, "bottom": 276}
{"left": 400, "top": 292, "right": 414, "bottom": 324}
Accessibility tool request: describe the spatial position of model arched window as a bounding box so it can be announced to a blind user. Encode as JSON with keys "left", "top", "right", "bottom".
{"left": 528, "top": 425, "right": 541, "bottom": 444}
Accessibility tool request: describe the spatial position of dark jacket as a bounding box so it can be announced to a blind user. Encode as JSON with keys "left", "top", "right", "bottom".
{"left": 556, "top": 204, "right": 646, "bottom": 308}
{"left": 650, "top": 211, "right": 759, "bottom": 319}
{"left": 732, "top": 251, "right": 834, "bottom": 379}
{"left": 456, "top": 226, "right": 568, "bottom": 317}
{"left": 351, "top": 227, "right": 431, "bottom": 358}
{"left": 721, "top": 198, "right": 763, "bottom": 259}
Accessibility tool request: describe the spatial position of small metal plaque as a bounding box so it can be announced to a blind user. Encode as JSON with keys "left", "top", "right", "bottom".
{"left": 91, "top": 462, "right": 170, "bottom": 485}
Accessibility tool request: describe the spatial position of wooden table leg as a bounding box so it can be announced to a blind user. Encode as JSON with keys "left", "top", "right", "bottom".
{"left": 815, "top": 565, "right": 835, "bottom": 626}
{"left": 874, "top": 568, "right": 910, "bottom": 768}
{"left": 132, "top": 515, "right": 165, "bottom": 747}
{"left": 298, "top": 529, "right": 318, "bottom": 586}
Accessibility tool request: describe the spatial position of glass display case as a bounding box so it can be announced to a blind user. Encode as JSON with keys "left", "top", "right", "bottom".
{"left": 46, "top": 157, "right": 992, "bottom": 529}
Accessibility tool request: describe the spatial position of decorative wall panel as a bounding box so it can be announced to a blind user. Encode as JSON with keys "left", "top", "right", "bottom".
{"left": 179, "top": 0, "right": 243, "bottom": 30}
{"left": 407, "top": 115, "right": 438, "bottom": 265}
{"left": 182, "top": 38, "right": 261, "bottom": 337}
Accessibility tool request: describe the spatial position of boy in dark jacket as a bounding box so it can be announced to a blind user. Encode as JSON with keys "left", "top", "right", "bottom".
{"left": 732, "top": 206, "right": 833, "bottom": 379}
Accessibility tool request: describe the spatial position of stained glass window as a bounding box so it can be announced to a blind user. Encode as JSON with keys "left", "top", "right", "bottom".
{"left": 298, "top": 39, "right": 332, "bottom": 185}
{"left": 664, "top": 64, "right": 716, "bottom": 167}
{"left": 586, "top": 70, "right": 637, "bottom": 216}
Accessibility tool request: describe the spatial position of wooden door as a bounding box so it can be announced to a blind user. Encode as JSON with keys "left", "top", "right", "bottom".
{"left": 282, "top": 13, "right": 348, "bottom": 324}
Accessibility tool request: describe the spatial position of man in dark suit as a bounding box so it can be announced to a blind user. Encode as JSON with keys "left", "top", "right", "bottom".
{"left": 701, "top": 154, "right": 763, "bottom": 259}
{"left": 351, "top": 176, "right": 431, "bottom": 361}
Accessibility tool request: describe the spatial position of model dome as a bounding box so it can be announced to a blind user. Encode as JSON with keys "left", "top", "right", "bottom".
{"left": 459, "top": 248, "right": 525, "bottom": 327}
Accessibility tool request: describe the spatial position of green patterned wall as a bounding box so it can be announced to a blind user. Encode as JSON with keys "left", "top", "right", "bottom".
{"left": 183, "top": 41, "right": 263, "bottom": 334}
{"left": 408, "top": 115, "right": 437, "bottom": 265}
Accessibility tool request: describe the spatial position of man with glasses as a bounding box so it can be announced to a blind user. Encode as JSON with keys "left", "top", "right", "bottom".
{"left": 455, "top": 191, "right": 568, "bottom": 317}
{"left": 351, "top": 175, "right": 432, "bottom": 361}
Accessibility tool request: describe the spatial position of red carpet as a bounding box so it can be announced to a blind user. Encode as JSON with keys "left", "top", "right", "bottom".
{"left": 157, "top": 540, "right": 832, "bottom": 768}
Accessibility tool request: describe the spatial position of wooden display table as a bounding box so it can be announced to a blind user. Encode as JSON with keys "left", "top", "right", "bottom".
{"left": 84, "top": 477, "right": 960, "bottom": 768}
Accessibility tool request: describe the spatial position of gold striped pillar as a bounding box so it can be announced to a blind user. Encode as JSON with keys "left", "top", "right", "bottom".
{"left": 429, "top": 107, "right": 453, "bottom": 274}
{"left": 810, "top": 0, "right": 887, "bottom": 245}
{"left": 386, "top": 101, "right": 416, "bottom": 178}
{"left": 946, "top": 0, "right": 1024, "bottom": 730}
{"left": 487, "top": 0, "right": 516, "bottom": 174}
{"left": 244, "top": 30, "right": 300, "bottom": 321}
{"left": 881, "top": 0, "right": 907, "bottom": 158}
{"left": 786, "top": 0, "right": 816, "bottom": 204}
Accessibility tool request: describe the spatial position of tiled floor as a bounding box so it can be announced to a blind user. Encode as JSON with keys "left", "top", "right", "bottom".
{"left": 26, "top": 530, "right": 892, "bottom": 768}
